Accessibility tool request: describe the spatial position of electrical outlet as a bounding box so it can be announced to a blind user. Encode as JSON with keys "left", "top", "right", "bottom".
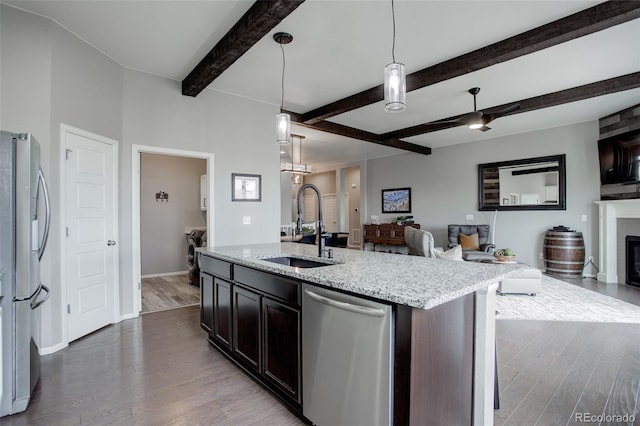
{"left": 243, "top": 216, "right": 251, "bottom": 225}
{"left": 466, "top": 214, "right": 474, "bottom": 221}
{"left": 581, "top": 214, "right": 588, "bottom": 222}
{"left": 539, "top": 252, "right": 544, "bottom": 259}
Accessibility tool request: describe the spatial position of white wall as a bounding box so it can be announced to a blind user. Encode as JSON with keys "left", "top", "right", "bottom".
{"left": 367, "top": 122, "right": 601, "bottom": 268}
{"left": 140, "top": 153, "right": 206, "bottom": 275}
{"left": 1, "top": 5, "right": 281, "bottom": 352}
{"left": 1, "top": 4, "right": 124, "bottom": 351}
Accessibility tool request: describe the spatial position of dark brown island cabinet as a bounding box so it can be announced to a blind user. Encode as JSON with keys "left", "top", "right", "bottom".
{"left": 200, "top": 255, "right": 301, "bottom": 408}
{"left": 199, "top": 253, "right": 496, "bottom": 425}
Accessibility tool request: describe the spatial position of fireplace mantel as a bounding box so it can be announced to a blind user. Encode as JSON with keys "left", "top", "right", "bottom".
{"left": 595, "top": 199, "right": 640, "bottom": 283}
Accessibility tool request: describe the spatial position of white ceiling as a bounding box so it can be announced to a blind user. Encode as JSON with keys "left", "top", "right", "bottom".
{"left": 4, "top": 0, "right": 640, "bottom": 168}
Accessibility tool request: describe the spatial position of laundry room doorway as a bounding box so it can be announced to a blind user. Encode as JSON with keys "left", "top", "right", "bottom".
{"left": 132, "top": 145, "right": 214, "bottom": 314}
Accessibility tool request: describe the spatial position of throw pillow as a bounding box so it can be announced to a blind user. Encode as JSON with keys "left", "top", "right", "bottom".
{"left": 459, "top": 232, "right": 480, "bottom": 250}
{"left": 434, "top": 244, "right": 463, "bottom": 261}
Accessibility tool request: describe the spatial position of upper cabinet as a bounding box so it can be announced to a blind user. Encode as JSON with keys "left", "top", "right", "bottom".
{"left": 200, "top": 174, "right": 207, "bottom": 211}
{"left": 478, "top": 154, "right": 566, "bottom": 211}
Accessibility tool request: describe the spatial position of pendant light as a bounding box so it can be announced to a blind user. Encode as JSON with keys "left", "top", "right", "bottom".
{"left": 274, "top": 32, "right": 293, "bottom": 144}
{"left": 281, "top": 134, "right": 311, "bottom": 174}
{"left": 384, "top": 0, "right": 406, "bottom": 113}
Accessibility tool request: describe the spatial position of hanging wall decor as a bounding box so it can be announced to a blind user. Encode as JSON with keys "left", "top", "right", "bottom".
{"left": 232, "top": 173, "right": 262, "bottom": 202}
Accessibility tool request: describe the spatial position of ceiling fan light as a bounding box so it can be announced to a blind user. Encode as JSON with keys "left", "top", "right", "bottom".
{"left": 468, "top": 122, "right": 483, "bottom": 130}
{"left": 276, "top": 112, "right": 291, "bottom": 144}
{"left": 384, "top": 62, "right": 406, "bottom": 113}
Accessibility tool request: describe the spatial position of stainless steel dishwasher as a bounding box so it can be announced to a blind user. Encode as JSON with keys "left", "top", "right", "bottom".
{"left": 302, "top": 284, "right": 393, "bottom": 426}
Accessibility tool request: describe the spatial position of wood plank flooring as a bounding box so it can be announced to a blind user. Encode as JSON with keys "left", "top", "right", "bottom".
{"left": 495, "top": 320, "right": 640, "bottom": 425}
{"left": 141, "top": 274, "right": 200, "bottom": 313}
{"left": 1, "top": 306, "right": 301, "bottom": 425}
{"left": 1, "top": 280, "right": 638, "bottom": 425}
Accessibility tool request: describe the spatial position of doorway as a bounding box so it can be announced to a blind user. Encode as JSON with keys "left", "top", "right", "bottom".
{"left": 139, "top": 153, "right": 206, "bottom": 313}
{"left": 131, "top": 145, "right": 214, "bottom": 315}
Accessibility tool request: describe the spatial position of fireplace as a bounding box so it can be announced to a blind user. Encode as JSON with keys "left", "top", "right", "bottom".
{"left": 626, "top": 236, "right": 640, "bottom": 287}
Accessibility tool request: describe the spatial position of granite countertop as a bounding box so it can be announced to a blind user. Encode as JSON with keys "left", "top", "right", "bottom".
{"left": 199, "top": 243, "right": 525, "bottom": 310}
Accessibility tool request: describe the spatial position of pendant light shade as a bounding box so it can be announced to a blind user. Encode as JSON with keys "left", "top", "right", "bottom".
{"left": 281, "top": 134, "right": 311, "bottom": 174}
{"left": 276, "top": 112, "right": 291, "bottom": 144}
{"left": 384, "top": 0, "right": 406, "bottom": 113}
{"left": 274, "top": 32, "right": 293, "bottom": 144}
{"left": 384, "top": 62, "right": 406, "bottom": 112}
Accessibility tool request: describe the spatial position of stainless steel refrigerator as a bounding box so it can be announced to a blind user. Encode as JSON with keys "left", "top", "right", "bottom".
{"left": 0, "top": 131, "right": 51, "bottom": 416}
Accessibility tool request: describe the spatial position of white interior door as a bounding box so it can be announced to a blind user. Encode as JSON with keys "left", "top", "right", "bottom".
{"left": 303, "top": 195, "right": 316, "bottom": 223}
{"left": 322, "top": 194, "right": 337, "bottom": 233}
{"left": 64, "top": 129, "right": 118, "bottom": 342}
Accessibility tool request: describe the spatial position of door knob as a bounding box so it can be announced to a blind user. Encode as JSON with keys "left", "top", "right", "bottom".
{"left": 107, "top": 240, "right": 117, "bottom": 246}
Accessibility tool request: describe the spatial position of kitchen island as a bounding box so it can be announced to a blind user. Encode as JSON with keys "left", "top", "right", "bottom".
{"left": 198, "top": 242, "right": 523, "bottom": 426}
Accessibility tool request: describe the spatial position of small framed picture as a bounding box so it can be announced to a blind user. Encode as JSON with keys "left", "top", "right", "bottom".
{"left": 381, "top": 187, "right": 411, "bottom": 213}
{"left": 232, "top": 173, "right": 261, "bottom": 202}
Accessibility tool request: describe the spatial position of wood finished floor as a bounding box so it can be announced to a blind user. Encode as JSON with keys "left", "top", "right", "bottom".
{"left": 1, "top": 279, "right": 638, "bottom": 425}
{"left": 141, "top": 274, "right": 200, "bottom": 314}
{"left": 2, "top": 306, "right": 302, "bottom": 426}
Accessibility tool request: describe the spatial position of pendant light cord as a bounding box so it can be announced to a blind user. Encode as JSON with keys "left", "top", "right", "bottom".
{"left": 391, "top": 0, "right": 396, "bottom": 63}
{"left": 280, "top": 43, "right": 286, "bottom": 112}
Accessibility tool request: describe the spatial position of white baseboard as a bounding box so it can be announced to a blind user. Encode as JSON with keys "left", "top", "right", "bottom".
{"left": 141, "top": 270, "right": 188, "bottom": 279}
{"left": 39, "top": 341, "right": 68, "bottom": 355}
{"left": 120, "top": 312, "right": 139, "bottom": 321}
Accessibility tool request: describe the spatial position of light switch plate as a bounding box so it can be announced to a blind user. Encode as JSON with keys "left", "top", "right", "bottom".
{"left": 466, "top": 214, "right": 474, "bottom": 220}
{"left": 581, "top": 214, "right": 588, "bottom": 222}
{"left": 243, "top": 216, "right": 251, "bottom": 225}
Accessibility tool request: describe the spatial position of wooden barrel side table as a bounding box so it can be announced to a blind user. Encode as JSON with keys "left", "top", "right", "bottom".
{"left": 543, "top": 230, "right": 585, "bottom": 278}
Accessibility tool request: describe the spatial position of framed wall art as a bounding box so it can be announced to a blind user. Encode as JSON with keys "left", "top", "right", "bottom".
{"left": 381, "top": 187, "right": 411, "bottom": 213}
{"left": 232, "top": 173, "right": 261, "bottom": 202}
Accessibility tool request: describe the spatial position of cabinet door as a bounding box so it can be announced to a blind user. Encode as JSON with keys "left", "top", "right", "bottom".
{"left": 232, "top": 286, "right": 261, "bottom": 372}
{"left": 200, "top": 174, "right": 207, "bottom": 211}
{"left": 263, "top": 298, "right": 301, "bottom": 403}
{"left": 213, "top": 277, "right": 232, "bottom": 350}
{"left": 200, "top": 272, "right": 213, "bottom": 332}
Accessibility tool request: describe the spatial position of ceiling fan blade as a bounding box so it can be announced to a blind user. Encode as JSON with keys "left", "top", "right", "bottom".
{"left": 432, "top": 111, "right": 476, "bottom": 125}
{"left": 485, "top": 103, "right": 521, "bottom": 123}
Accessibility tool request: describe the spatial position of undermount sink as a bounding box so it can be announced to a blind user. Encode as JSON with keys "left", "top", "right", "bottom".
{"left": 261, "top": 256, "right": 335, "bottom": 268}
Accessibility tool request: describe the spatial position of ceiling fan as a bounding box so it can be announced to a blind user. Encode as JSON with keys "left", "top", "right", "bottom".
{"left": 448, "top": 87, "right": 521, "bottom": 132}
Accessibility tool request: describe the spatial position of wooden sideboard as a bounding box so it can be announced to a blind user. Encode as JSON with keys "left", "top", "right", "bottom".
{"left": 363, "top": 224, "right": 420, "bottom": 251}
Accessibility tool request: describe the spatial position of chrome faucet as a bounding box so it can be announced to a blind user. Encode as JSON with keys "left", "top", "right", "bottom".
{"left": 296, "top": 183, "right": 331, "bottom": 257}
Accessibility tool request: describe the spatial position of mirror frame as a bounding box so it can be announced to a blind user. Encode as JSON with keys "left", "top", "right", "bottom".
{"left": 478, "top": 154, "right": 566, "bottom": 211}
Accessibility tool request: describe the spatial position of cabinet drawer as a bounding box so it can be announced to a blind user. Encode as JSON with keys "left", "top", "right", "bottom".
{"left": 200, "top": 255, "right": 232, "bottom": 280}
{"left": 234, "top": 266, "right": 299, "bottom": 306}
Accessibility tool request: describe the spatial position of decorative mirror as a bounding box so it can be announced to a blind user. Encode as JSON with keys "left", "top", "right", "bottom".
{"left": 478, "top": 154, "right": 566, "bottom": 211}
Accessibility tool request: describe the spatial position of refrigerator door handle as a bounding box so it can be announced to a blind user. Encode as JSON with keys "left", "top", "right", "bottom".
{"left": 30, "top": 284, "right": 50, "bottom": 310}
{"left": 12, "top": 284, "right": 40, "bottom": 303}
{"left": 37, "top": 167, "right": 51, "bottom": 261}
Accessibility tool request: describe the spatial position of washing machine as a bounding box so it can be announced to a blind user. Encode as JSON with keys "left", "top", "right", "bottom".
{"left": 187, "top": 229, "right": 206, "bottom": 286}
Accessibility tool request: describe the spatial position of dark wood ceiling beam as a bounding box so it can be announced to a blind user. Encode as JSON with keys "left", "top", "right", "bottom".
{"left": 381, "top": 72, "right": 640, "bottom": 139}
{"left": 182, "top": 0, "right": 305, "bottom": 97}
{"left": 288, "top": 111, "right": 432, "bottom": 155}
{"left": 301, "top": 1, "right": 640, "bottom": 124}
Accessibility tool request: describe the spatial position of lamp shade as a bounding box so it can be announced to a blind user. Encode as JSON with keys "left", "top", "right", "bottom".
{"left": 384, "top": 62, "right": 406, "bottom": 112}
{"left": 467, "top": 111, "right": 484, "bottom": 129}
{"left": 276, "top": 112, "right": 291, "bottom": 144}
